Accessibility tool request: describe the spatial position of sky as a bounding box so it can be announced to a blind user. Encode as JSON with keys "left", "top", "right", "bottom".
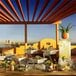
{"left": 0, "top": 14, "right": 76, "bottom": 43}
{"left": 1, "top": 0, "right": 76, "bottom": 43}
{"left": 0, "top": 25, "right": 24, "bottom": 42}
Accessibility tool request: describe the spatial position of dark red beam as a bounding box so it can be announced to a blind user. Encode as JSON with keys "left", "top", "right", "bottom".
{"left": 40, "top": 0, "right": 60, "bottom": 21}
{"left": 0, "top": 9, "right": 14, "bottom": 22}
{"left": 26, "top": 0, "right": 29, "bottom": 21}
{"left": 46, "top": 1, "right": 76, "bottom": 22}
{"left": 44, "top": 0, "right": 71, "bottom": 21}
{"left": 0, "top": 18, "right": 7, "bottom": 22}
{"left": 6, "top": 0, "right": 20, "bottom": 21}
{"left": 17, "top": 0, "right": 25, "bottom": 21}
{"left": 24, "top": 24, "right": 27, "bottom": 43}
{"left": 0, "top": 19, "right": 2, "bottom": 22}
{"left": 50, "top": 7, "right": 76, "bottom": 23}
{"left": 36, "top": 0, "right": 50, "bottom": 21}
{"left": 0, "top": 1, "right": 17, "bottom": 21}
{"left": 32, "top": 0, "right": 39, "bottom": 21}
{"left": 0, "top": 14, "right": 10, "bottom": 22}
{"left": 0, "top": 21, "right": 53, "bottom": 24}
{"left": 52, "top": 12, "right": 76, "bottom": 23}
{"left": 0, "top": 20, "right": 2, "bottom": 22}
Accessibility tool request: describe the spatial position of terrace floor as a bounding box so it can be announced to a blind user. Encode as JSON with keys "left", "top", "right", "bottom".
{"left": 0, "top": 70, "right": 76, "bottom": 76}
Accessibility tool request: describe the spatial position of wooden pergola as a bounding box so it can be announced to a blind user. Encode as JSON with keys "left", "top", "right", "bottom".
{"left": 0, "top": 0, "right": 76, "bottom": 49}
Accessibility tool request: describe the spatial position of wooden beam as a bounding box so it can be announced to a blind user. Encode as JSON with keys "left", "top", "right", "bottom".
{"left": 17, "top": 0, "right": 25, "bottom": 21}
{"left": 26, "top": 0, "right": 29, "bottom": 21}
{"left": 45, "top": 0, "right": 71, "bottom": 22}
{"left": 0, "top": 18, "right": 7, "bottom": 22}
{"left": 40, "top": 0, "right": 60, "bottom": 21}
{"left": 24, "top": 24, "right": 27, "bottom": 43}
{"left": 0, "top": 19, "right": 2, "bottom": 22}
{"left": 36, "top": 0, "right": 50, "bottom": 21}
{"left": 49, "top": 6, "right": 76, "bottom": 23}
{"left": 0, "top": 14, "right": 10, "bottom": 22}
{"left": 0, "top": 21, "right": 53, "bottom": 24}
{"left": 0, "top": 9, "right": 14, "bottom": 22}
{"left": 46, "top": 1, "right": 75, "bottom": 22}
{"left": 0, "top": 18, "right": 8, "bottom": 22}
{"left": 54, "top": 21, "right": 61, "bottom": 49}
{"left": 0, "top": 1, "right": 18, "bottom": 21}
{"left": 24, "top": 24, "right": 27, "bottom": 50}
{"left": 32, "top": 0, "right": 39, "bottom": 21}
{"left": 56, "top": 24, "right": 59, "bottom": 49}
{"left": 6, "top": 0, "right": 20, "bottom": 21}
{"left": 38, "top": 41, "right": 41, "bottom": 50}
{"left": 0, "top": 16, "right": 9, "bottom": 22}
{"left": 52, "top": 10, "right": 76, "bottom": 23}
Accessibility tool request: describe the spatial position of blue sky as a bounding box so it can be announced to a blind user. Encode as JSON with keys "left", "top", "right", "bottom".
{"left": 0, "top": 25, "right": 24, "bottom": 42}
{"left": 0, "top": 14, "right": 76, "bottom": 43}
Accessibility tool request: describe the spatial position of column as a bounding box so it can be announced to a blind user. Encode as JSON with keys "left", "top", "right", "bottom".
{"left": 38, "top": 41, "right": 41, "bottom": 49}
{"left": 58, "top": 38, "right": 71, "bottom": 70}
{"left": 53, "top": 21, "right": 61, "bottom": 49}
{"left": 56, "top": 24, "right": 59, "bottom": 49}
{"left": 24, "top": 24, "right": 27, "bottom": 50}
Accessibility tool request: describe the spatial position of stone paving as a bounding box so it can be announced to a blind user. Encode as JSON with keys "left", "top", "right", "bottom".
{"left": 0, "top": 70, "right": 76, "bottom": 76}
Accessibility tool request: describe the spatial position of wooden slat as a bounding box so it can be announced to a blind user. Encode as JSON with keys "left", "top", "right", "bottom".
{"left": 0, "top": 19, "right": 2, "bottom": 21}
{"left": 45, "top": 0, "right": 71, "bottom": 21}
{"left": 6, "top": 0, "right": 20, "bottom": 21}
{"left": 55, "top": 10, "right": 76, "bottom": 23}
{"left": 32, "top": 0, "right": 40, "bottom": 21}
{"left": 36, "top": 0, "right": 50, "bottom": 21}
{"left": 0, "top": 14, "right": 10, "bottom": 22}
{"left": 0, "top": 1, "right": 18, "bottom": 21}
{"left": 40, "top": 0, "right": 60, "bottom": 21}
{"left": 0, "top": 0, "right": 75, "bottom": 24}
{"left": 46, "top": 1, "right": 76, "bottom": 22}
{"left": 52, "top": 13, "right": 76, "bottom": 23}
{"left": 51, "top": 7, "right": 76, "bottom": 23}
{"left": 0, "top": 18, "right": 7, "bottom": 22}
{"left": 17, "top": 0, "right": 25, "bottom": 21}
{"left": 26, "top": 0, "right": 29, "bottom": 21}
{"left": 47, "top": 2, "right": 76, "bottom": 22}
{"left": 0, "top": 21, "right": 52, "bottom": 24}
{"left": 0, "top": 9, "right": 14, "bottom": 22}
{"left": 0, "top": 20, "right": 2, "bottom": 22}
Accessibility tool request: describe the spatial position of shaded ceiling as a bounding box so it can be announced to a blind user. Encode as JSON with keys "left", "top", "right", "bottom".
{"left": 0, "top": 0, "right": 76, "bottom": 24}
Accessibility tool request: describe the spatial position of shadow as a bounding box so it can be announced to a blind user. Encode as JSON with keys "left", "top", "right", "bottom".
{"left": 71, "top": 48, "right": 76, "bottom": 56}
{"left": 71, "top": 48, "right": 76, "bottom": 62}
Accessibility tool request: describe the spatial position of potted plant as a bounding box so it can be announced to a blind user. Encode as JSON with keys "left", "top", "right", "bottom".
{"left": 59, "top": 23, "right": 72, "bottom": 39}
{"left": 44, "top": 60, "right": 53, "bottom": 71}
